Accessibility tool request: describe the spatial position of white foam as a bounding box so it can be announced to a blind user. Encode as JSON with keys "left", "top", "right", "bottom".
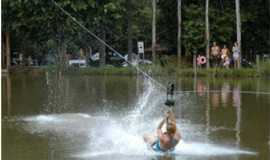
{"left": 24, "top": 115, "right": 60, "bottom": 123}
{"left": 175, "top": 141, "right": 256, "bottom": 156}
{"left": 78, "top": 113, "right": 91, "bottom": 118}
{"left": 73, "top": 79, "right": 257, "bottom": 158}
{"left": 74, "top": 120, "right": 256, "bottom": 158}
{"left": 23, "top": 113, "right": 91, "bottom": 123}
{"left": 19, "top": 80, "right": 257, "bottom": 159}
{"left": 134, "top": 78, "right": 155, "bottom": 113}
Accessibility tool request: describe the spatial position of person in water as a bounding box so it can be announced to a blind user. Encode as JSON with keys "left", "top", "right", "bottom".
{"left": 143, "top": 111, "right": 181, "bottom": 152}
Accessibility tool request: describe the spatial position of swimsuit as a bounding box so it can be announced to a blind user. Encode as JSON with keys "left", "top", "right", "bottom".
{"left": 151, "top": 138, "right": 177, "bottom": 152}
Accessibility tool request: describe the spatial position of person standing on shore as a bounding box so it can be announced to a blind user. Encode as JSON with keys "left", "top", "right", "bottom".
{"left": 221, "top": 45, "right": 230, "bottom": 68}
{"left": 232, "top": 42, "right": 240, "bottom": 68}
{"left": 211, "top": 42, "right": 221, "bottom": 67}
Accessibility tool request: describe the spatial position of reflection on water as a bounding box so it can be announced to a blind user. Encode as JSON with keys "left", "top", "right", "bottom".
{"left": 233, "top": 85, "right": 241, "bottom": 108}
{"left": 2, "top": 73, "right": 270, "bottom": 160}
{"left": 221, "top": 83, "right": 230, "bottom": 105}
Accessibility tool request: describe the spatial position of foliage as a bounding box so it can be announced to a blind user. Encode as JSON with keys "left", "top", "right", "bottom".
{"left": 1, "top": 0, "right": 269, "bottom": 63}
{"left": 258, "top": 60, "right": 270, "bottom": 77}
{"left": 158, "top": 0, "right": 269, "bottom": 57}
{"left": 182, "top": 4, "right": 205, "bottom": 55}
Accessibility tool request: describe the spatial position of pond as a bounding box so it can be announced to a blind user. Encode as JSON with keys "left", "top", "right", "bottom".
{"left": 2, "top": 72, "right": 270, "bottom": 160}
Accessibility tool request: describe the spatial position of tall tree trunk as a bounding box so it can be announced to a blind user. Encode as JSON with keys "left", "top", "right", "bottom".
{"left": 177, "top": 0, "right": 182, "bottom": 62}
{"left": 235, "top": 0, "right": 241, "bottom": 68}
{"left": 268, "top": 0, "right": 270, "bottom": 55}
{"left": 58, "top": 41, "right": 67, "bottom": 70}
{"left": 152, "top": 0, "right": 156, "bottom": 62}
{"left": 2, "top": 36, "right": 6, "bottom": 69}
{"left": 57, "top": 27, "right": 67, "bottom": 70}
{"left": 127, "top": 0, "right": 133, "bottom": 62}
{"left": 5, "top": 32, "right": 11, "bottom": 70}
{"left": 86, "top": 47, "right": 92, "bottom": 65}
{"left": 99, "top": 28, "right": 106, "bottom": 66}
{"left": 205, "top": 0, "right": 210, "bottom": 69}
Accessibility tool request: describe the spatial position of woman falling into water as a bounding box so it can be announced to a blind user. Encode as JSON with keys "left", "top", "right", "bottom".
{"left": 143, "top": 111, "right": 181, "bottom": 152}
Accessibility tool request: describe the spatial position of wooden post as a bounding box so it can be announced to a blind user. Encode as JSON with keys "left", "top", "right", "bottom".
{"left": 193, "top": 55, "right": 197, "bottom": 77}
{"left": 256, "top": 54, "right": 260, "bottom": 72}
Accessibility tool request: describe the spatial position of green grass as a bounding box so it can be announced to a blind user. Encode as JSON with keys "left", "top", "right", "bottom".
{"left": 7, "top": 59, "right": 270, "bottom": 78}
{"left": 62, "top": 65, "right": 263, "bottom": 78}
{"left": 258, "top": 61, "right": 270, "bottom": 77}
{"left": 177, "top": 68, "right": 260, "bottom": 78}
{"left": 65, "top": 66, "right": 137, "bottom": 76}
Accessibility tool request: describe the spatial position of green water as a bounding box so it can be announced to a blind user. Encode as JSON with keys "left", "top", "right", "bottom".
{"left": 2, "top": 72, "right": 270, "bottom": 160}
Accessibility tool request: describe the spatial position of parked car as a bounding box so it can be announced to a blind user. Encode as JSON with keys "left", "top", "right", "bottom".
{"left": 69, "top": 59, "right": 87, "bottom": 68}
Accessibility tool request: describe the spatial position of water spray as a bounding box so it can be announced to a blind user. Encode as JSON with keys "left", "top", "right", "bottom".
{"left": 165, "top": 82, "right": 175, "bottom": 107}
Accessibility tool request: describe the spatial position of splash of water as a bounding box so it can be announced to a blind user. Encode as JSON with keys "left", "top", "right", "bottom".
{"left": 133, "top": 77, "right": 161, "bottom": 113}
{"left": 20, "top": 112, "right": 256, "bottom": 158}
{"left": 73, "top": 79, "right": 256, "bottom": 158}
{"left": 19, "top": 79, "right": 257, "bottom": 159}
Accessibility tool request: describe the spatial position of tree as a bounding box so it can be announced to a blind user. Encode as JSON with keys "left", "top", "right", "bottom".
{"left": 205, "top": 0, "right": 210, "bottom": 69}
{"left": 177, "top": 0, "right": 182, "bottom": 61}
{"left": 152, "top": 0, "right": 157, "bottom": 62}
{"left": 182, "top": 4, "right": 205, "bottom": 55}
{"left": 127, "top": 0, "right": 133, "bottom": 62}
{"left": 2, "top": 0, "right": 17, "bottom": 70}
{"left": 3, "top": 32, "right": 11, "bottom": 70}
{"left": 235, "top": 0, "right": 241, "bottom": 68}
{"left": 2, "top": 0, "right": 269, "bottom": 67}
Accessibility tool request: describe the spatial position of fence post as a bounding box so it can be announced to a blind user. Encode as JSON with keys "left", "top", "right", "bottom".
{"left": 193, "top": 55, "right": 197, "bottom": 77}
{"left": 256, "top": 55, "right": 260, "bottom": 72}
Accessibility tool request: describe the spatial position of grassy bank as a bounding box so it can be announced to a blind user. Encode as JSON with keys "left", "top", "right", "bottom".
{"left": 66, "top": 66, "right": 137, "bottom": 76}
{"left": 63, "top": 63, "right": 269, "bottom": 78}
{"left": 176, "top": 68, "right": 259, "bottom": 77}
{"left": 5, "top": 61, "right": 270, "bottom": 78}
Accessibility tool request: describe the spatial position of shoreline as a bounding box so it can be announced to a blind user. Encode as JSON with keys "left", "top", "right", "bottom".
{"left": 2, "top": 65, "right": 270, "bottom": 78}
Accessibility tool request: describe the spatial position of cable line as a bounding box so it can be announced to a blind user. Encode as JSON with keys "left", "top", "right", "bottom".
{"left": 51, "top": 0, "right": 166, "bottom": 90}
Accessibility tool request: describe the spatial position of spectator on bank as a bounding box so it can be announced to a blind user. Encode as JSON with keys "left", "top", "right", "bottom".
{"left": 223, "top": 56, "right": 231, "bottom": 68}
{"left": 210, "top": 42, "right": 221, "bottom": 67}
{"left": 221, "top": 45, "right": 230, "bottom": 68}
{"left": 232, "top": 42, "right": 240, "bottom": 68}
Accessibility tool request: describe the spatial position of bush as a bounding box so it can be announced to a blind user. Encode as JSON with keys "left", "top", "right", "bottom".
{"left": 259, "top": 60, "right": 270, "bottom": 77}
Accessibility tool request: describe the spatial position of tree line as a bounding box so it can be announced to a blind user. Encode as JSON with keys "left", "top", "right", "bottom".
{"left": 2, "top": 0, "right": 269, "bottom": 69}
